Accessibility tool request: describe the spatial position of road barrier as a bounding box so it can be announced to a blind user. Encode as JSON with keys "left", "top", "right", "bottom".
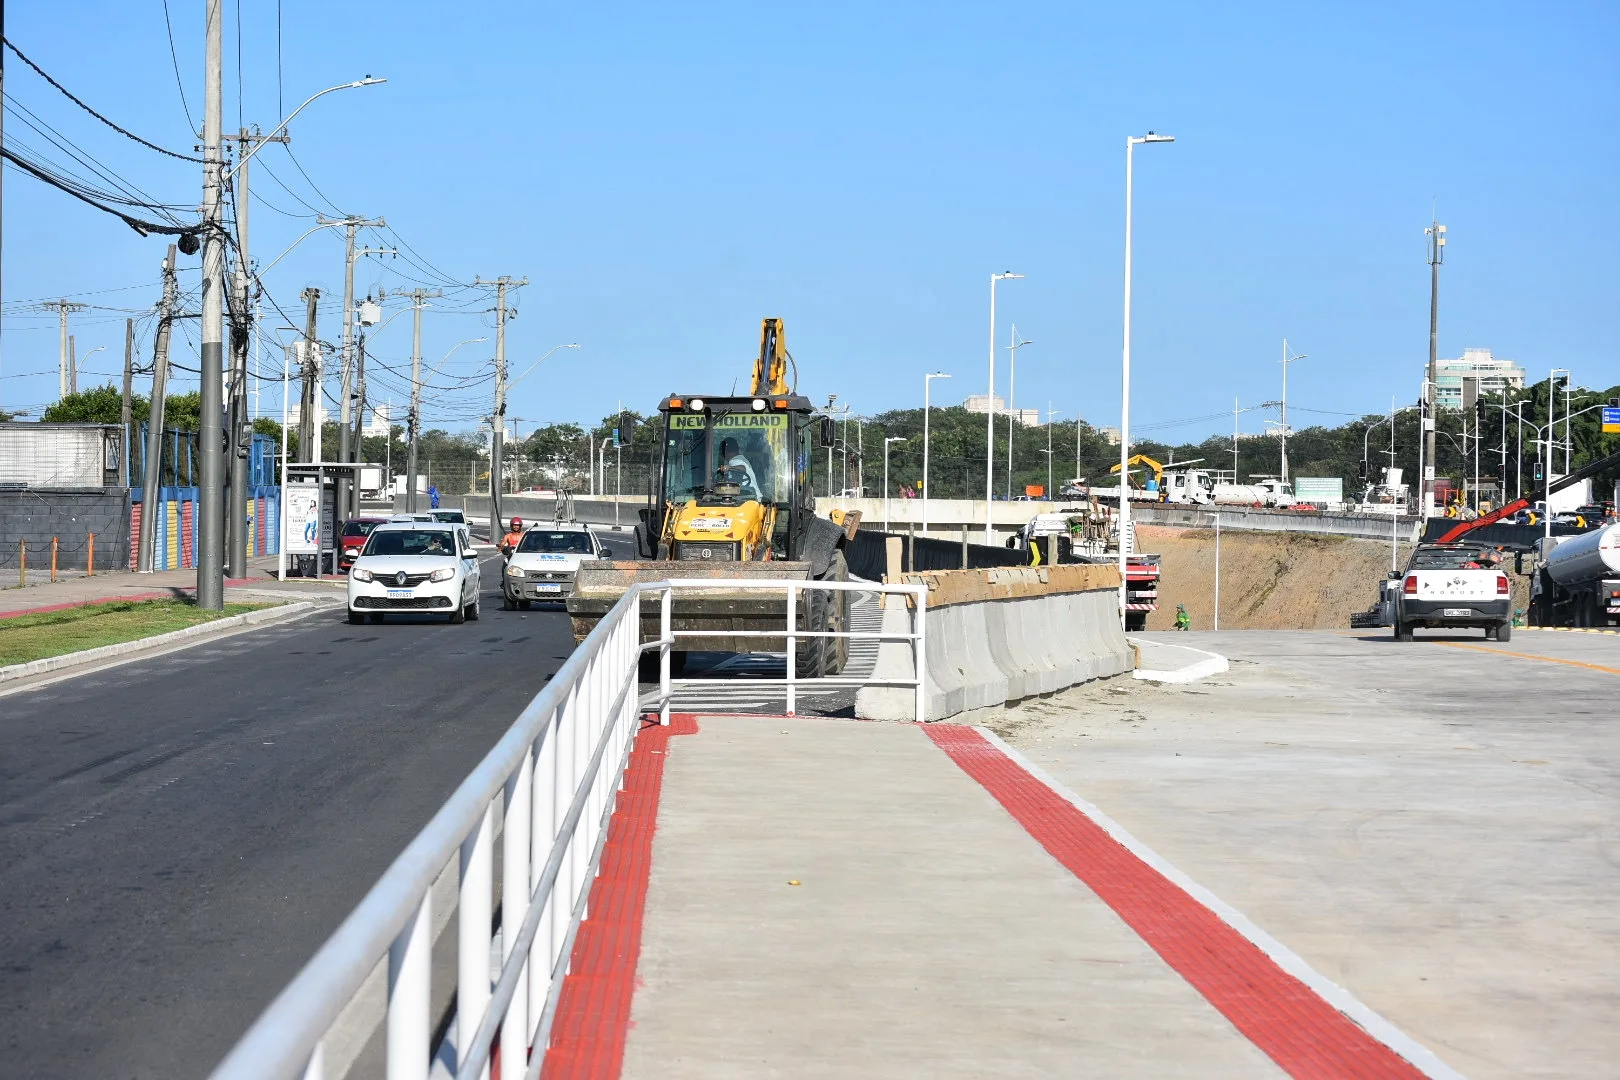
{"left": 209, "top": 576, "right": 926, "bottom": 1080}
{"left": 857, "top": 562, "right": 1131, "bottom": 722}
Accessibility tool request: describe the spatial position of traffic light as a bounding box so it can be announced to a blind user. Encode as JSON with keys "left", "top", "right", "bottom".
{"left": 1357, "top": 459, "right": 1368, "bottom": 480}
{"left": 1533, "top": 459, "right": 1544, "bottom": 482}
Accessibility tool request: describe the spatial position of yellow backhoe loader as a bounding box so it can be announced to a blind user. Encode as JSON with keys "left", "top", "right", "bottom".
{"left": 566, "top": 319, "right": 854, "bottom": 676}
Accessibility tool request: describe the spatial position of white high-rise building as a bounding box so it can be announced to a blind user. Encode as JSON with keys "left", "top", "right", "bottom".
{"left": 1434, "top": 348, "right": 1524, "bottom": 409}
{"left": 962, "top": 393, "right": 1042, "bottom": 425}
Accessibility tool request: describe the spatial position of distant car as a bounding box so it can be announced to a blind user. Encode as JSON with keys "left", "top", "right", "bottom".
{"left": 348, "top": 521, "right": 482, "bottom": 625}
{"left": 389, "top": 514, "right": 435, "bottom": 523}
{"left": 338, "top": 517, "right": 390, "bottom": 572}
{"left": 431, "top": 509, "right": 467, "bottom": 525}
{"left": 503, "top": 521, "right": 607, "bottom": 609}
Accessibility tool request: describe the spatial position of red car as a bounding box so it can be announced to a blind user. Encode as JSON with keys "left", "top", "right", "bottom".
{"left": 339, "top": 517, "right": 390, "bottom": 572}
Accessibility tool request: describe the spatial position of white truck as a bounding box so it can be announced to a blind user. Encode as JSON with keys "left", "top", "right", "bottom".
{"left": 1387, "top": 542, "right": 1513, "bottom": 641}
{"left": 1358, "top": 467, "right": 1409, "bottom": 517}
{"left": 1532, "top": 522, "right": 1620, "bottom": 627}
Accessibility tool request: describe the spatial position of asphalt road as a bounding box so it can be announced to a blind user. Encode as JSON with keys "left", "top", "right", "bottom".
{"left": 0, "top": 532, "right": 631, "bottom": 1079}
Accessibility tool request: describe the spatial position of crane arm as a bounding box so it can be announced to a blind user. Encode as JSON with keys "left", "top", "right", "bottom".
{"left": 751, "top": 317, "right": 792, "bottom": 396}
{"left": 1434, "top": 446, "right": 1620, "bottom": 544}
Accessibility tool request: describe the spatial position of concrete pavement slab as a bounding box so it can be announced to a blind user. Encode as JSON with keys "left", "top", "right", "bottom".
{"left": 994, "top": 630, "right": 1620, "bottom": 1079}
{"left": 619, "top": 714, "right": 1288, "bottom": 1079}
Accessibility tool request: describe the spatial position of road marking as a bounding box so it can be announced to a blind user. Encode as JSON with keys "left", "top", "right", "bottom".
{"left": 1430, "top": 641, "right": 1620, "bottom": 675}
{"left": 925, "top": 724, "right": 1464, "bottom": 1080}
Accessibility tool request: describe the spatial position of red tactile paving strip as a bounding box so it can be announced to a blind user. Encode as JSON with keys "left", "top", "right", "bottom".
{"left": 538, "top": 713, "right": 699, "bottom": 1080}
{"left": 923, "top": 723, "right": 1429, "bottom": 1080}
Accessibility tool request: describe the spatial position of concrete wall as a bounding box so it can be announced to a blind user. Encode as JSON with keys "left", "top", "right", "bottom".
{"left": 856, "top": 563, "right": 1131, "bottom": 723}
{"left": 0, "top": 487, "right": 132, "bottom": 573}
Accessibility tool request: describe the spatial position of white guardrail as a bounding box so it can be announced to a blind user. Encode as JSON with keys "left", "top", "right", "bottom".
{"left": 208, "top": 577, "right": 925, "bottom": 1080}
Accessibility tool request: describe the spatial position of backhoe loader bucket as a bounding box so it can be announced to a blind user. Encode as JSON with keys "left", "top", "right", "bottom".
{"left": 567, "top": 560, "right": 815, "bottom": 651}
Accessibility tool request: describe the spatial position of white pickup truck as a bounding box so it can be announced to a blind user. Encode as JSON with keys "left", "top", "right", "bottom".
{"left": 1390, "top": 542, "right": 1512, "bottom": 642}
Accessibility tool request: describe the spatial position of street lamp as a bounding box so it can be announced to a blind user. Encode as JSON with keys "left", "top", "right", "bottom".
{"left": 923, "top": 371, "right": 952, "bottom": 538}
{"left": 224, "top": 76, "right": 387, "bottom": 181}
{"left": 985, "top": 271, "right": 1023, "bottom": 542}
{"left": 883, "top": 436, "right": 907, "bottom": 531}
{"left": 1119, "top": 131, "right": 1175, "bottom": 626}
{"left": 1045, "top": 404, "right": 1062, "bottom": 499}
{"left": 1005, "top": 326, "right": 1033, "bottom": 501}
{"left": 508, "top": 343, "right": 582, "bottom": 392}
{"left": 1563, "top": 381, "right": 1590, "bottom": 475}
{"left": 76, "top": 345, "right": 106, "bottom": 390}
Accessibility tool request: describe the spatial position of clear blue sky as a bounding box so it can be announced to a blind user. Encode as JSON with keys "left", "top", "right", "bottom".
{"left": 3, "top": 1, "right": 1616, "bottom": 441}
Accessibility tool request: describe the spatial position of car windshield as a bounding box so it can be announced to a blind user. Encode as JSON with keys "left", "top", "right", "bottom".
{"left": 663, "top": 410, "right": 792, "bottom": 506}
{"left": 1410, "top": 545, "right": 1499, "bottom": 570}
{"left": 517, "top": 530, "right": 594, "bottom": 554}
{"left": 365, "top": 529, "right": 457, "bottom": 557}
{"left": 342, "top": 520, "right": 381, "bottom": 537}
{"left": 432, "top": 511, "right": 465, "bottom": 523}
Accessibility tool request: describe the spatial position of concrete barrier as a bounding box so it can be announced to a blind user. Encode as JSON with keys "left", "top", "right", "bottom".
{"left": 856, "top": 563, "right": 1131, "bottom": 723}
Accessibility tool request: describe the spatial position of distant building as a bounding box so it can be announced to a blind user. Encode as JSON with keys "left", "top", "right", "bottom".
{"left": 1435, "top": 348, "right": 1524, "bottom": 409}
{"left": 285, "top": 399, "right": 327, "bottom": 431}
{"left": 963, "top": 393, "right": 1042, "bottom": 425}
{"left": 362, "top": 403, "right": 393, "bottom": 438}
{"left": 1097, "top": 426, "right": 1121, "bottom": 446}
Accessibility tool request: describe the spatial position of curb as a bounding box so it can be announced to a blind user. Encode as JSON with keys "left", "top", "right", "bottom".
{"left": 0, "top": 600, "right": 319, "bottom": 685}
{"left": 1127, "top": 637, "right": 1230, "bottom": 683}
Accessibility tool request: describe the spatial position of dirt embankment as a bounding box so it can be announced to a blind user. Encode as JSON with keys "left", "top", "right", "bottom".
{"left": 1139, "top": 525, "right": 1415, "bottom": 630}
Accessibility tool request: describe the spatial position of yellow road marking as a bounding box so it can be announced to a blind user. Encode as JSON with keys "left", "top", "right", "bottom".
{"left": 1431, "top": 640, "right": 1620, "bottom": 676}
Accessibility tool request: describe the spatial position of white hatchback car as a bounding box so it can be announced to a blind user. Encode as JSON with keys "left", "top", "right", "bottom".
{"left": 348, "top": 521, "right": 482, "bottom": 625}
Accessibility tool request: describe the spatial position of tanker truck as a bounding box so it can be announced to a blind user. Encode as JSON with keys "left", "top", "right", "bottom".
{"left": 1531, "top": 522, "right": 1620, "bottom": 628}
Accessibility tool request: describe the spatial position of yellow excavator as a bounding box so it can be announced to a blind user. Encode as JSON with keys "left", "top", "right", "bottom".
{"left": 566, "top": 318, "right": 854, "bottom": 676}
{"left": 1109, "top": 453, "right": 1166, "bottom": 495}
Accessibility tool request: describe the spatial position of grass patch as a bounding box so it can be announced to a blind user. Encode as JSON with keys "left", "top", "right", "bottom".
{"left": 0, "top": 599, "right": 270, "bottom": 667}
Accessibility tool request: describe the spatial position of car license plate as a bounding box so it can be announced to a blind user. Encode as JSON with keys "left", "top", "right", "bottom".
{"left": 535, "top": 584, "right": 562, "bottom": 594}
{"left": 1442, "top": 607, "right": 1470, "bottom": 617}
{"left": 387, "top": 589, "right": 413, "bottom": 599}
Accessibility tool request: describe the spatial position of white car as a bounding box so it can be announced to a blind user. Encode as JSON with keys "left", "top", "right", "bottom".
{"left": 503, "top": 522, "right": 608, "bottom": 609}
{"left": 348, "top": 521, "right": 482, "bottom": 624}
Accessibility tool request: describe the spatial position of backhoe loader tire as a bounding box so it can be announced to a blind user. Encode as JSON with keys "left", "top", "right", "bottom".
{"left": 795, "top": 588, "right": 828, "bottom": 680}
{"left": 824, "top": 551, "right": 850, "bottom": 676}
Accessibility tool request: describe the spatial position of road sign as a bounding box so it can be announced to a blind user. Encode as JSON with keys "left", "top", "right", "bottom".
{"left": 1293, "top": 477, "right": 1343, "bottom": 503}
{"left": 1603, "top": 406, "right": 1620, "bottom": 434}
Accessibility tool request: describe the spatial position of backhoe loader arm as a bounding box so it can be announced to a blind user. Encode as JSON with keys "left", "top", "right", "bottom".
{"left": 751, "top": 317, "right": 792, "bottom": 396}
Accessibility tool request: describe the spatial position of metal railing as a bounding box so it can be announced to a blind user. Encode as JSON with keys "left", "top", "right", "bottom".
{"left": 207, "top": 577, "right": 926, "bottom": 1080}
{"left": 641, "top": 578, "right": 929, "bottom": 722}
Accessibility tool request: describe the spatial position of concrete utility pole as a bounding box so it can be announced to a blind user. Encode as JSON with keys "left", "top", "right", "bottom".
{"left": 474, "top": 275, "right": 527, "bottom": 530}
{"left": 395, "top": 288, "right": 441, "bottom": 512}
{"left": 320, "top": 215, "right": 388, "bottom": 519}
{"left": 139, "top": 246, "right": 179, "bottom": 573}
{"left": 67, "top": 334, "right": 76, "bottom": 395}
{"left": 195, "top": 0, "right": 227, "bottom": 608}
{"left": 1423, "top": 219, "right": 1446, "bottom": 517}
{"left": 1278, "top": 339, "right": 1307, "bottom": 484}
{"left": 120, "top": 319, "right": 134, "bottom": 485}
{"left": 297, "top": 287, "right": 320, "bottom": 462}
{"left": 985, "top": 271, "right": 1022, "bottom": 542}
{"left": 43, "top": 300, "right": 87, "bottom": 399}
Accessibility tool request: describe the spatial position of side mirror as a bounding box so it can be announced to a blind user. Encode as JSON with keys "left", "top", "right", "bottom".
{"left": 820, "top": 416, "right": 836, "bottom": 448}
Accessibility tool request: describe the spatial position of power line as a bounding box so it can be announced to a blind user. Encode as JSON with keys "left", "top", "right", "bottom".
{"left": 0, "top": 146, "right": 197, "bottom": 235}
{"left": 2, "top": 37, "right": 202, "bottom": 162}
{"left": 160, "top": 0, "right": 198, "bottom": 135}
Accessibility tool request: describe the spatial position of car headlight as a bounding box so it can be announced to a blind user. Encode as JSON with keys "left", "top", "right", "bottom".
{"left": 507, "top": 564, "right": 525, "bottom": 578}
{"left": 351, "top": 567, "right": 373, "bottom": 582}
{"left": 428, "top": 567, "right": 456, "bottom": 583}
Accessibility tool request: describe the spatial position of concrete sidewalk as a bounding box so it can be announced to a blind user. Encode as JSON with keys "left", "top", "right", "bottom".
{"left": 593, "top": 713, "right": 1442, "bottom": 1079}
{"left": 0, "top": 556, "right": 345, "bottom": 616}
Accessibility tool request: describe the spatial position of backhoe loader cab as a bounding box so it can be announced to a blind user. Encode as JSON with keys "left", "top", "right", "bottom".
{"left": 647, "top": 393, "right": 830, "bottom": 564}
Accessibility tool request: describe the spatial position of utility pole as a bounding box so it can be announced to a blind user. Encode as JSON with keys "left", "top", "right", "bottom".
{"left": 1277, "top": 339, "right": 1306, "bottom": 485}
{"left": 474, "top": 275, "right": 526, "bottom": 530}
{"left": 297, "top": 287, "right": 320, "bottom": 462}
{"left": 1423, "top": 219, "right": 1446, "bottom": 518}
{"left": 395, "top": 288, "right": 441, "bottom": 512}
{"left": 195, "top": 0, "right": 226, "bottom": 608}
{"left": 67, "top": 334, "right": 77, "bottom": 396}
{"left": 319, "top": 215, "right": 388, "bottom": 520}
{"left": 120, "top": 319, "right": 134, "bottom": 486}
{"left": 42, "top": 300, "right": 87, "bottom": 399}
{"left": 139, "top": 246, "right": 179, "bottom": 572}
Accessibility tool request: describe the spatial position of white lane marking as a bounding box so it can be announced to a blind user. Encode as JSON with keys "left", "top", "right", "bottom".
{"left": 973, "top": 727, "right": 1468, "bottom": 1080}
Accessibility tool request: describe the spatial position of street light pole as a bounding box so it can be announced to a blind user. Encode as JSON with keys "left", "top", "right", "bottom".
{"left": 1119, "top": 132, "right": 1174, "bottom": 626}
{"left": 985, "top": 271, "right": 1022, "bottom": 542}
{"left": 923, "top": 372, "right": 951, "bottom": 538}
{"left": 197, "top": 0, "right": 226, "bottom": 609}
{"left": 1005, "top": 326, "right": 1032, "bottom": 501}
{"left": 884, "top": 436, "right": 906, "bottom": 531}
{"left": 1423, "top": 219, "right": 1446, "bottom": 518}
{"left": 1279, "top": 340, "right": 1307, "bottom": 484}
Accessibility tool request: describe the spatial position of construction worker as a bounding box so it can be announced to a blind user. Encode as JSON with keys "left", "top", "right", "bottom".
{"left": 1174, "top": 603, "right": 1191, "bottom": 631}
{"left": 715, "top": 437, "right": 761, "bottom": 497}
{"left": 499, "top": 517, "right": 524, "bottom": 557}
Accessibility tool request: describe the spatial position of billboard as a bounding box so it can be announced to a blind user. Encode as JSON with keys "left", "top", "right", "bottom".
{"left": 284, "top": 484, "right": 321, "bottom": 554}
{"left": 1293, "top": 477, "right": 1343, "bottom": 504}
